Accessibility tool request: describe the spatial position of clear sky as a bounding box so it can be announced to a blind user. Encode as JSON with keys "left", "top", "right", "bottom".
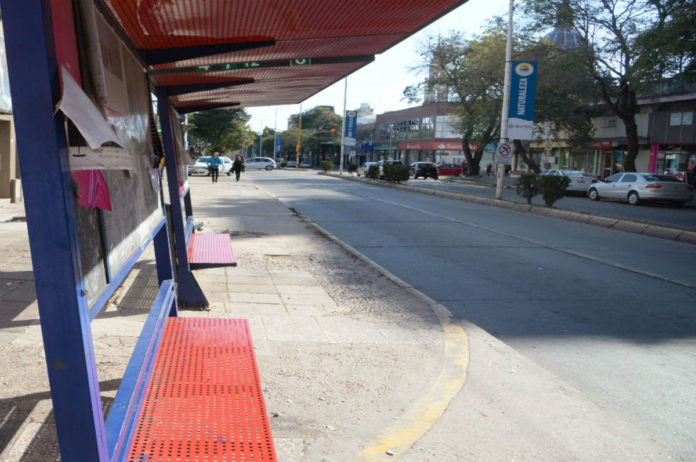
{"left": 246, "top": 0, "right": 510, "bottom": 133}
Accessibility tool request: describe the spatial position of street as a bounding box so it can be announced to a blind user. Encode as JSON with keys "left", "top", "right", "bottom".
{"left": 256, "top": 169, "right": 696, "bottom": 460}
{"left": 403, "top": 175, "right": 696, "bottom": 231}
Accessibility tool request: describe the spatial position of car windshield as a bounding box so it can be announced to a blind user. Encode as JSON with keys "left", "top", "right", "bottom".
{"left": 561, "top": 171, "right": 584, "bottom": 176}
{"left": 641, "top": 174, "right": 680, "bottom": 182}
{"left": 197, "top": 157, "right": 211, "bottom": 163}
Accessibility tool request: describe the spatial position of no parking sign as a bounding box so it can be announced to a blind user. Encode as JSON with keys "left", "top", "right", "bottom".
{"left": 496, "top": 142, "right": 512, "bottom": 165}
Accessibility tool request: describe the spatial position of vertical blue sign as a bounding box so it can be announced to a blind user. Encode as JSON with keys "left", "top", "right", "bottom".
{"left": 344, "top": 110, "right": 357, "bottom": 146}
{"left": 274, "top": 135, "right": 281, "bottom": 153}
{"left": 507, "top": 61, "right": 538, "bottom": 140}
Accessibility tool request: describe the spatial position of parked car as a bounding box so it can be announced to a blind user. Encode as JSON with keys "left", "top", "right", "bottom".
{"left": 436, "top": 163, "right": 463, "bottom": 176}
{"left": 377, "top": 159, "right": 403, "bottom": 179}
{"left": 410, "top": 162, "right": 439, "bottom": 179}
{"left": 188, "top": 156, "right": 233, "bottom": 176}
{"left": 357, "top": 161, "right": 378, "bottom": 177}
{"left": 287, "top": 160, "right": 297, "bottom": 167}
{"left": 299, "top": 161, "right": 312, "bottom": 168}
{"left": 587, "top": 172, "right": 695, "bottom": 206}
{"left": 244, "top": 157, "right": 276, "bottom": 170}
{"left": 541, "top": 169, "right": 597, "bottom": 193}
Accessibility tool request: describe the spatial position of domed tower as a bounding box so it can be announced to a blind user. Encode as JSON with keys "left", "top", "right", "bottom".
{"left": 544, "top": 1, "right": 584, "bottom": 50}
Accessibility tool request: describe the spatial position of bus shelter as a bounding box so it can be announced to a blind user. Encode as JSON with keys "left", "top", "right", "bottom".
{"left": 0, "top": 0, "right": 468, "bottom": 460}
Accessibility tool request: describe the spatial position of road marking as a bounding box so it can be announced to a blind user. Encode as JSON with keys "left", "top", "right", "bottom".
{"left": 367, "top": 195, "right": 696, "bottom": 290}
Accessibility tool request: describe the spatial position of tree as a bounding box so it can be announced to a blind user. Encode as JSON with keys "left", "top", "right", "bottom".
{"left": 405, "top": 24, "right": 506, "bottom": 176}
{"left": 188, "top": 108, "right": 252, "bottom": 153}
{"left": 287, "top": 106, "right": 342, "bottom": 163}
{"left": 406, "top": 19, "right": 595, "bottom": 175}
{"left": 522, "top": 0, "right": 688, "bottom": 172}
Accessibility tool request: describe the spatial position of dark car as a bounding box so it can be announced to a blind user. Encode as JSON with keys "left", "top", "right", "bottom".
{"left": 410, "top": 162, "right": 439, "bottom": 179}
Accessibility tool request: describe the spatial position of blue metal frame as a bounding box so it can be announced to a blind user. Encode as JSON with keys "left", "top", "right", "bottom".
{"left": 157, "top": 86, "right": 209, "bottom": 308}
{"left": 1, "top": 0, "right": 109, "bottom": 459}
{"left": 105, "top": 279, "right": 176, "bottom": 461}
{"left": 88, "top": 217, "right": 166, "bottom": 320}
{"left": 0, "top": 1, "right": 182, "bottom": 460}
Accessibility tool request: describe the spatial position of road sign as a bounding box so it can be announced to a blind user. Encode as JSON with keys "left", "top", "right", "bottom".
{"left": 290, "top": 59, "right": 311, "bottom": 66}
{"left": 496, "top": 142, "right": 512, "bottom": 165}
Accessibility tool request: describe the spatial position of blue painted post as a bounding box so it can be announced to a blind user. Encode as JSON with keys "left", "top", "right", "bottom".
{"left": 0, "top": 0, "right": 109, "bottom": 460}
{"left": 156, "top": 87, "right": 208, "bottom": 308}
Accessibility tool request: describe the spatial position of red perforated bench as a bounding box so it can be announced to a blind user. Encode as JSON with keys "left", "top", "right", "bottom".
{"left": 187, "top": 233, "right": 237, "bottom": 268}
{"left": 127, "top": 318, "right": 276, "bottom": 461}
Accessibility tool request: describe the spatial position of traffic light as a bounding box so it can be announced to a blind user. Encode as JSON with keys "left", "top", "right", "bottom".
{"left": 331, "top": 128, "right": 336, "bottom": 135}
{"left": 264, "top": 127, "right": 269, "bottom": 135}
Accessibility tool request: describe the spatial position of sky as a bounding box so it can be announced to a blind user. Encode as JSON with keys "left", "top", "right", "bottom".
{"left": 246, "top": 0, "right": 510, "bottom": 133}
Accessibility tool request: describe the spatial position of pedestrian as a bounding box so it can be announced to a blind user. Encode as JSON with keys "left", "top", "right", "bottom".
{"left": 485, "top": 163, "right": 492, "bottom": 176}
{"left": 232, "top": 156, "right": 243, "bottom": 181}
{"left": 208, "top": 151, "right": 222, "bottom": 183}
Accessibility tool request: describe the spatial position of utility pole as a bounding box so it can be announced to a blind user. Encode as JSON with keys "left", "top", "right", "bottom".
{"left": 296, "top": 104, "right": 302, "bottom": 170}
{"left": 274, "top": 107, "right": 278, "bottom": 162}
{"left": 339, "top": 78, "right": 347, "bottom": 175}
{"left": 496, "top": 0, "right": 514, "bottom": 200}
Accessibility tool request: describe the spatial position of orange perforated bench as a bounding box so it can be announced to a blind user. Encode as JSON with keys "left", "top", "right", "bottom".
{"left": 127, "top": 318, "right": 276, "bottom": 461}
{"left": 187, "top": 233, "right": 237, "bottom": 268}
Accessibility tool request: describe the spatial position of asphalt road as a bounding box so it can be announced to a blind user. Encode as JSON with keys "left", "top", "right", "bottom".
{"left": 255, "top": 169, "right": 696, "bottom": 460}
{"left": 406, "top": 175, "right": 696, "bottom": 231}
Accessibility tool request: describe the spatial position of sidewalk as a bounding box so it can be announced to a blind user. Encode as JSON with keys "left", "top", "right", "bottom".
{"left": 0, "top": 180, "right": 674, "bottom": 461}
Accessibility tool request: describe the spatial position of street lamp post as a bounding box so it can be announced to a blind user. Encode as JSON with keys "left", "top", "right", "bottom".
{"left": 496, "top": 0, "right": 514, "bottom": 200}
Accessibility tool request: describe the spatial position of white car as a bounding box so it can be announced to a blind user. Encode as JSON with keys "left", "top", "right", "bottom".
{"left": 244, "top": 157, "right": 276, "bottom": 170}
{"left": 587, "top": 172, "right": 695, "bottom": 206}
{"left": 187, "top": 156, "right": 233, "bottom": 176}
{"left": 541, "top": 169, "right": 597, "bottom": 192}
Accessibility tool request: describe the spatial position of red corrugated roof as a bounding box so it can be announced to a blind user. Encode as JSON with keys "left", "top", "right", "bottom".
{"left": 101, "top": 0, "right": 469, "bottom": 110}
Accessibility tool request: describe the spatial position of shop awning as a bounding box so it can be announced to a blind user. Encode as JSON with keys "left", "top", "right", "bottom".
{"left": 99, "top": 0, "right": 470, "bottom": 111}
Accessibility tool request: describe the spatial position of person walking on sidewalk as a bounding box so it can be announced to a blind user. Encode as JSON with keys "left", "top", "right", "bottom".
{"left": 485, "top": 163, "right": 492, "bottom": 176}
{"left": 208, "top": 151, "right": 223, "bottom": 183}
{"left": 232, "top": 156, "right": 243, "bottom": 181}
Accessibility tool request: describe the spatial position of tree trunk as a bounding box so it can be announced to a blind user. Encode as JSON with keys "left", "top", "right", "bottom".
{"left": 513, "top": 140, "right": 541, "bottom": 173}
{"left": 461, "top": 134, "right": 482, "bottom": 176}
{"left": 600, "top": 79, "right": 639, "bottom": 172}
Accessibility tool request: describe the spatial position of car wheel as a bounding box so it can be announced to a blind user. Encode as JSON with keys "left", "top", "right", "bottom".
{"left": 588, "top": 188, "right": 599, "bottom": 201}
{"left": 265, "top": 165, "right": 273, "bottom": 171}
{"left": 628, "top": 191, "right": 640, "bottom": 205}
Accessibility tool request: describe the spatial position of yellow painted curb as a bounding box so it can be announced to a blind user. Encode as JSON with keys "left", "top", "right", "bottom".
{"left": 354, "top": 312, "right": 469, "bottom": 461}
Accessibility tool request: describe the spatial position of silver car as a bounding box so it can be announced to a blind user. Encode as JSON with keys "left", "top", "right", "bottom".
{"left": 587, "top": 172, "right": 695, "bottom": 206}
{"left": 244, "top": 157, "right": 276, "bottom": 170}
{"left": 357, "top": 161, "right": 378, "bottom": 177}
{"left": 542, "top": 169, "right": 597, "bottom": 192}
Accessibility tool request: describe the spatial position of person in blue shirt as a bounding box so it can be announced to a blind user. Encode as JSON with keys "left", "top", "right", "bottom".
{"left": 207, "top": 151, "right": 223, "bottom": 183}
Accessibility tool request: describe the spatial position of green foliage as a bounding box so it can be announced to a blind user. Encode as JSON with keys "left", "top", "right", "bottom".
{"left": 347, "top": 163, "right": 358, "bottom": 174}
{"left": 537, "top": 175, "right": 570, "bottom": 207}
{"left": 319, "top": 160, "right": 334, "bottom": 172}
{"left": 367, "top": 165, "right": 379, "bottom": 179}
{"left": 288, "top": 107, "right": 343, "bottom": 131}
{"left": 188, "top": 109, "right": 252, "bottom": 153}
{"left": 383, "top": 164, "right": 410, "bottom": 183}
{"left": 515, "top": 173, "right": 541, "bottom": 204}
{"left": 280, "top": 160, "right": 288, "bottom": 168}
{"left": 520, "top": 0, "right": 693, "bottom": 172}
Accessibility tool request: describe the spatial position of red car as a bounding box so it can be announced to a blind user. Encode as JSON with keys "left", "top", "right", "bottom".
{"left": 437, "top": 163, "right": 463, "bottom": 176}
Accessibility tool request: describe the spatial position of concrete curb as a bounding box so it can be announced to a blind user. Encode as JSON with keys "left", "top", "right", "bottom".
{"left": 321, "top": 172, "right": 696, "bottom": 246}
